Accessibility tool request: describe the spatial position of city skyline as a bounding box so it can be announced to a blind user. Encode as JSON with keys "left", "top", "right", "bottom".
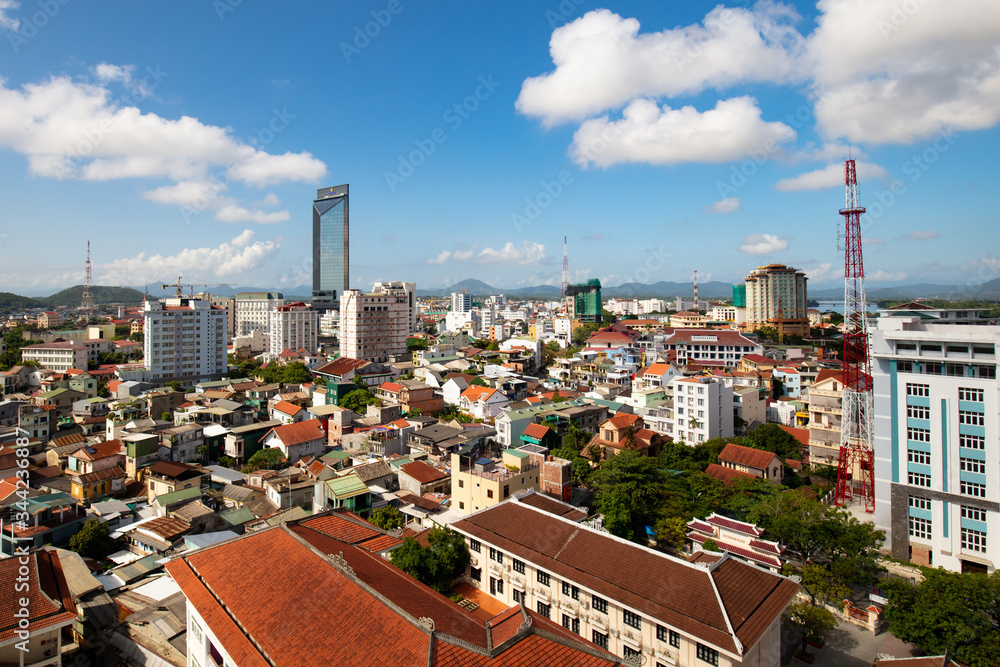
{"left": 0, "top": 1, "right": 998, "bottom": 293}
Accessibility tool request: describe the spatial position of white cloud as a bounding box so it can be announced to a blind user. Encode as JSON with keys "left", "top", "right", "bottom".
{"left": 254, "top": 193, "right": 281, "bottom": 207}
{"left": 868, "top": 269, "right": 908, "bottom": 281}
{"left": 214, "top": 205, "right": 290, "bottom": 224}
{"left": 899, "top": 229, "right": 939, "bottom": 240}
{"left": 427, "top": 247, "right": 478, "bottom": 265}
{"left": 0, "top": 0, "right": 19, "bottom": 30}
{"left": 775, "top": 161, "right": 887, "bottom": 191}
{"left": 516, "top": 6, "right": 807, "bottom": 126}
{"left": 97, "top": 230, "right": 279, "bottom": 284}
{"left": 142, "top": 180, "right": 232, "bottom": 209}
{"left": 571, "top": 97, "right": 796, "bottom": 168}
{"left": 0, "top": 70, "right": 327, "bottom": 208}
{"left": 809, "top": 0, "right": 1000, "bottom": 144}
{"left": 477, "top": 241, "right": 547, "bottom": 265}
{"left": 703, "top": 197, "right": 740, "bottom": 214}
{"left": 862, "top": 237, "right": 886, "bottom": 245}
{"left": 806, "top": 262, "right": 842, "bottom": 282}
{"left": 739, "top": 233, "right": 789, "bottom": 255}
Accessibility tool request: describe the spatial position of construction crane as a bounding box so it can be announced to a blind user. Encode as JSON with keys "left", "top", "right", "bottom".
{"left": 160, "top": 276, "right": 229, "bottom": 298}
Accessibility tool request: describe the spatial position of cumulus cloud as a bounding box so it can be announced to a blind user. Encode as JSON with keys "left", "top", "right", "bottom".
{"left": 516, "top": 6, "right": 807, "bottom": 126}
{"left": 739, "top": 233, "right": 789, "bottom": 255}
{"left": 427, "top": 242, "right": 546, "bottom": 266}
{"left": 775, "top": 161, "right": 887, "bottom": 191}
{"left": 571, "top": 97, "right": 796, "bottom": 168}
{"left": 0, "top": 70, "right": 326, "bottom": 212}
{"left": 254, "top": 193, "right": 281, "bottom": 207}
{"left": 806, "top": 263, "right": 842, "bottom": 282}
{"left": 703, "top": 197, "right": 740, "bottom": 214}
{"left": 214, "top": 205, "right": 290, "bottom": 224}
{"left": 98, "top": 230, "right": 279, "bottom": 284}
{"left": 809, "top": 0, "right": 1000, "bottom": 143}
{"left": 868, "top": 269, "right": 908, "bottom": 281}
{"left": 0, "top": 0, "right": 19, "bottom": 30}
{"left": 899, "top": 229, "right": 940, "bottom": 240}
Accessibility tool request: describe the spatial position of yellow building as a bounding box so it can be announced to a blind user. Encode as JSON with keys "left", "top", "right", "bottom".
{"left": 450, "top": 450, "right": 540, "bottom": 515}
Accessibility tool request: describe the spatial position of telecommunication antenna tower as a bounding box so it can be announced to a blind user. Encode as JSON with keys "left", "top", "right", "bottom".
{"left": 692, "top": 270, "right": 699, "bottom": 313}
{"left": 81, "top": 241, "right": 95, "bottom": 315}
{"left": 561, "top": 231, "right": 569, "bottom": 298}
{"left": 834, "top": 159, "right": 875, "bottom": 512}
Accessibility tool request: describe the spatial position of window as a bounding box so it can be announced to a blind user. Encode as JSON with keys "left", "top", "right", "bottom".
{"left": 959, "top": 411, "right": 985, "bottom": 426}
{"left": 471, "top": 567, "right": 481, "bottom": 582}
{"left": 908, "top": 472, "right": 931, "bottom": 487}
{"left": 959, "top": 387, "right": 984, "bottom": 402}
{"left": 670, "top": 630, "right": 680, "bottom": 648}
{"left": 561, "top": 614, "right": 580, "bottom": 634}
{"left": 897, "top": 342, "right": 917, "bottom": 352}
{"left": 697, "top": 643, "right": 719, "bottom": 666}
{"left": 458, "top": 479, "right": 464, "bottom": 488}
{"left": 512, "top": 558, "right": 525, "bottom": 574}
{"left": 487, "top": 488, "right": 494, "bottom": 499}
{"left": 908, "top": 495, "right": 931, "bottom": 510}
{"left": 624, "top": 646, "right": 642, "bottom": 660}
{"left": 962, "top": 481, "right": 987, "bottom": 498}
{"left": 907, "top": 405, "right": 930, "bottom": 420}
{"left": 962, "top": 527, "right": 987, "bottom": 552}
{"left": 503, "top": 484, "right": 510, "bottom": 499}
{"left": 907, "top": 449, "right": 931, "bottom": 465}
{"left": 470, "top": 539, "right": 480, "bottom": 553}
{"left": 906, "top": 383, "right": 929, "bottom": 397}
{"left": 907, "top": 427, "right": 930, "bottom": 442}
{"left": 592, "top": 595, "right": 608, "bottom": 614}
{"left": 623, "top": 609, "right": 641, "bottom": 629}
{"left": 656, "top": 624, "right": 668, "bottom": 642}
{"left": 908, "top": 516, "right": 931, "bottom": 539}
{"left": 961, "top": 434, "right": 986, "bottom": 450}
{"left": 592, "top": 630, "right": 609, "bottom": 650}
{"left": 962, "top": 506, "right": 987, "bottom": 522}
{"left": 537, "top": 570, "right": 550, "bottom": 586}
{"left": 489, "top": 547, "right": 503, "bottom": 563}
{"left": 512, "top": 588, "right": 522, "bottom": 603}
{"left": 536, "top": 601, "right": 551, "bottom": 619}
{"left": 961, "top": 458, "right": 986, "bottom": 474}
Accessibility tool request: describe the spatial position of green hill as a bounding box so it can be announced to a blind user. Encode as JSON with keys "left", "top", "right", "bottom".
{"left": 0, "top": 292, "right": 46, "bottom": 310}
{"left": 42, "top": 285, "right": 146, "bottom": 308}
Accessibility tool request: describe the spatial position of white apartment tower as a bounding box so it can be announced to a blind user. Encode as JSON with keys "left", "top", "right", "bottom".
{"left": 234, "top": 292, "right": 286, "bottom": 336}
{"left": 452, "top": 291, "right": 472, "bottom": 313}
{"left": 268, "top": 302, "right": 318, "bottom": 357}
{"left": 872, "top": 315, "right": 999, "bottom": 574}
{"left": 339, "top": 282, "right": 414, "bottom": 363}
{"left": 670, "top": 376, "right": 734, "bottom": 444}
{"left": 375, "top": 281, "right": 417, "bottom": 333}
{"left": 144, "top": 297, "right": 228, "bottom": 384}
{"left": 744, "top": 264, "right": 809, "bottom": 336}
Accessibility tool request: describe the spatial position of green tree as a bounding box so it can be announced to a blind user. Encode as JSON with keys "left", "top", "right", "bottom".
{"left": 242, "top": 447, "right": 286, "bottom": 473}
{"left": 799, "top": 563, "right": 850, "bottom": 610}
{"left": 702, "top": 538, "right": 721, "bottom": 552}
{"left": 340, "top": 388, "right": 379, "bottom": 413}
{"left": 389, "top": 527, "right": 471, "bottom": 594}
{"left": 406, "top": 337, "right": 428, "bottom": 352}
{"left": 69, "top": 518, "right": 115, "bottom": 560}
{"left": 195, "top": 444, "right": 209, "bottom": 464}
{"left": 161, "top": 411, "right": 172, "bottom": 421}
{"left": 783, "top": 602, "right": 838, "bottom": 654}
{"left": 96, "top": 381, "right": 111, "bottom": 398}
{"left": 219, "top": 456, "right": 235, "bottom": 469}
{"left": 278, "top": 361, "right": 313, "bottom": 384}
{"left": 166, "top": 381, "right": 183, "bottom": 393}
{"left": 589, "top": 449, "right": 672, "bottom": 541}
{"left": 882, "top": 570, "right": 1000, "bottom": 667}
{"left": 471, "top": 376, "right": 487, "bottom": 387}
{"left": 741, "top": 423, "right": 803, "bottom": 461}
{"left": 369, "top": 506, "right": 405, "bottom": 530}
{"left": 129, "top": 331, "right": 144, "bottom": 343}
{"left": 653, "top": 516, "right": 689, "bottom": 553}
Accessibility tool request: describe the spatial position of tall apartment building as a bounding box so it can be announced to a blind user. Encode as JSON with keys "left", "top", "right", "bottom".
{"left": 807, "top": 370, "right": 844, "bottom": 466}
{"left": 268, "top": 302, "right": 318, "bottom": 357}
{"left": 20, "top": 342, "right": 86, "bottom": 372}
{"left": 670, "top": 376, "right": 734, "bottom": 444}
{"left": 312, "top": 184, "right": 349, "bottom": 308}
{"left": 375, "top": 281, "right": 416, "bottom": 333}
{"left": 872, "top": 315, "right": 999, "bottom": 573}
{"left": 144, "top": 297, "right": 228, "bottom": 385}
{"left": 339, "top": 283, "right": 412, "bottom": 363}
{"left": 451, "top": 291, "right": 472, "bottom": 313}
{"left": 566, "top": 279, "right": 602, "bottom": 325}
{"left": 743, "top": 264, "right": 808, "bottom": 336}
{"left": 208, "top": 295, "right": 235, "bottom": 337}
{"left": 234, "top": 292, "right": 285, "bottom": 336}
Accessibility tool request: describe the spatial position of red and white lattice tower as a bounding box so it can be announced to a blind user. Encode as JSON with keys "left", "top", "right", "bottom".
{"left": 81, "top": 240, "right": 95, "bottom": 316}
{"left": 834, "top": 159, "right": 875, "bottom": 512}
{"left": 693, "top": 270, "right": 699, "bottom": 313}
{"left": 561, "top": 231, "right": 569, "bottom": 298}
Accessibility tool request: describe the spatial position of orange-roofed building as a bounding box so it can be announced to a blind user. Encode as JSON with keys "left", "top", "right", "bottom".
{"left": 459, "top": 385, "right": 510, "bottom": 420}
{"left": 261, "top": 419, "right": 326, "bottom": 462}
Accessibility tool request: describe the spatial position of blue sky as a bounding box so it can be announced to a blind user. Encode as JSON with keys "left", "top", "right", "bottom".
{"left": 0, "top": 0, "right": 998, "bottom": 295}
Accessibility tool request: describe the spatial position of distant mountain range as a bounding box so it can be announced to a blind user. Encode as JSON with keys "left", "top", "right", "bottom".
{"left": 4, "top": 276, "right": 1000, "bottom": 310}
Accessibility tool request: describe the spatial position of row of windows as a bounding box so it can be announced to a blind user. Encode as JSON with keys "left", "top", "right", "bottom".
{"left": 960, "top": 458, "right": 986, "bottom": 474}
{"left": 908, "top": 472, "right": 931, "bottom": 488}
{"left": 959, "top": 387, "right": 985, "bottom": 402}
{"left": 909, "top": 515, "right": 931, "bottom": 540}
{"left": 898, "top": 361, "right": 997, "bottom": 379}
{"left": 962, "top": 481, "right": 986, "bottom": 498}
{"left": 907, "top": 427, "right": 930, "bottom": 442}
{"left": 962, "top": 528, "right": 987, "bottom": 553}
{"left": 961, "top": 434, "right": 986, "bottom": 450}
{"left": 908, "top": 495, "right": 931, "bottom": 510}
{"left": 907, "top": 405, "right": 930, "bottom": 420}
{"left": 958, "top": 411, "right": 985, "bottom": 426}
{"left": 907, "top": 449, "right": 930, "bottom": 465}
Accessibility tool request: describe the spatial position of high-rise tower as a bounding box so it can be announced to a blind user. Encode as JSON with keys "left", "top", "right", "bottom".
{"left": 81, "top": 241, "right": 95, "bottom": 315}
{"left": 835, "top": 159, "right": 875, "bottom": 512}
{"left": 312, "top": 185, "right": 349, "bottom": 309}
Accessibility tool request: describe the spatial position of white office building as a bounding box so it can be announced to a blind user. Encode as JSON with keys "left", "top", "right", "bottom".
{"left": 872, "top": 315, "right": 999, "bottom": 573}
{"left": 670, "top": 376, "right": 734, "bottom": 444}
{"left": 340, "top": 282, "right": 413, "bottom": 363}
{"left": 144, "top": 297, "right": 228, "bottom": 384}
{"left": 375, "top": 281, "right": 416, "bottom": 333}
{"left": 452, "top": 291, "right": 472, "bottom": 313}
{"left": 268, "top": 302, "right": 318, "bottom": 357}
{"left": 234, "top": 292, "right": 286, "bottom": 336}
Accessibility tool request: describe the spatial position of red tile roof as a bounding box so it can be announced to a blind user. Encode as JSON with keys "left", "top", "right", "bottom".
{"left": 687, "top": 533, "right": 782, "bottom": 569}
{"left": 704, "top": 463, "right": 757, "bottom": 485}
{"left": 0, "top": 550, "right": 76, "bottom": 643}
{"left": 272, "top": 400, "right": 303, "bottom": 416}
{"left": 521, "top": 423, "right": 552, "bottom": 440}
{"left": 605, "top": 413, "right": 642, "bottom": 429}
{"left": 71, "top": 439, "right": 124, "bottom": 461}
{"left": 778, "top": 425, "right": 810, "bottom": 448}
{"left": 718, "top": 443, "right": 781, "bottom": 472}
{"left": 266, "top": 420, "right": 326, "bottom": 447}
{"left": 461, "top": 386, "right": 498, "bottom": 402}
{"left": 379, "top": 381, "right": 403, "bottom": 392}
{"left": 314, "top": 357, "right": 369, "bottom": 377}
{"left": 300, "top": 512, "right": 402, "bottom": 553}
{"left": 814, "top": 368, "right": 845, "bottom": 386}
{"left": 400, "top": 460, "right": 449, "bottom": 485}
{"left": 706, "top": 514, "right": 764, "bottom": 538}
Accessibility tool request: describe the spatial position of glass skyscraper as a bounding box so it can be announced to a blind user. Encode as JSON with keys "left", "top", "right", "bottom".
{"left": 312, "top": 184, "right": 349, "bottom": 308}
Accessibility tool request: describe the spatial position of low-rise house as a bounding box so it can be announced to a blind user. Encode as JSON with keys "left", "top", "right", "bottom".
{"left": 450, "top": 450, "right": 540, "bottom": 514}
{"left": 151, "top": 485, "right": 203, "bottom": 517}
{"left": 70, "top": 466, "right": 127, "bottom": 501}
{"left": 519, "top": 422, "right": 559, "bottom": 450}
{"left": 260, "top": 420, "right": 326, "bottom": 462}
{"left": 704, "top": 463, "right": 757, "bottom": 486}
{"left": 20, "top": 341, "right": 87, "bottom": 372}
{"left": 585, "top": 413, "right": 664, "bottom": 460}
{"left": 145, "top": 461, "right": 206, "bottom": 502}
{"left": 160, "top": 423, "right": 204, "bottom": 463}
{"left": 125, "top": 516, "right": 191, "bottom": 554}
{"left": 686, "top": 513, "right": 786, "bottom": 572}
{"left": 716, "top": 443, "right": 785, "bottom": 483}
{"left": 270, "top": 399, "right": 307, "bottom": 424}
{"left": 0, "top": 489, "right": 86, "bottom": 555}
{"left": 459, "top": 386, "right": 510, "bottom": 420}
{"left": 122, "top": 432, "right": 161, "bottom": 477}
{"left": 67, "top": 439, "right": 125, "bottom": 475}
{"left": 441, "top": 376, "right": 470, "bottom": 407}
{"left": 0, "top": 549, "right": 76, "bottom": 665}
{"left": 398, "top": 460, "right": 450, "bottom": 497}
{"left": 315, "top": 470, "right": 372, "bottom": 516}
{"left": 223, "top": 420, "right": 280, "bottom": 466}
{"left": 266, "top": 473, "right": 316, "bottom": 511}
